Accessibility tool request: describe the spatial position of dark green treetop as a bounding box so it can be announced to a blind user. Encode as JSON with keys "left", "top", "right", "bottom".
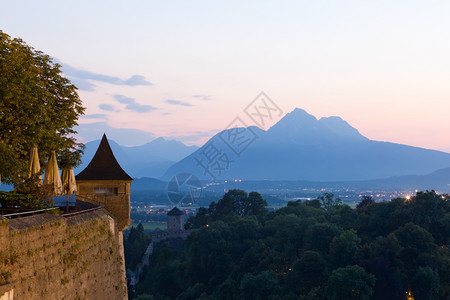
{"left": 0, "top": 31, "right": 85, "bottom": 184}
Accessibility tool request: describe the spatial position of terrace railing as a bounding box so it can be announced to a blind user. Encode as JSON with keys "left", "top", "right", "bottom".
{"left": 1, "top": 207, "right": 59, "bottom": 219}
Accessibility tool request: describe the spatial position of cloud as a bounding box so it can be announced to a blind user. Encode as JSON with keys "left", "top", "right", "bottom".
{"left": 122, "top": 75, "right": 151, "bottom": 86}
{"left": 99, "top": 104, "right": 115, "bottom": 111}
{"left": 192, "top": 94, "right": 211, "bottom": 101}
{"left": 114, "top": 95, "right": 134, "bottom": 105}
{"left": 81, "top": 114, "right": 108, "bottom": 119}
{"left": 165, "top": 99, "right": 193, "bottom": 107}
{"left": 71, "top": 78, "right": 97, "bottom": 92}
{"left": 58, "top": 61, "right": 152, "bottom": 91}
{"left": 114, "top": 94, "right": 156, "bottom": 113}
{"left": 75, "top": 122, "right": 155, "bottom": 146}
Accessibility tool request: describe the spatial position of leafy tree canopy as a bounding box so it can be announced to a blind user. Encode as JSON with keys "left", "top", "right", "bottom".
{"left": 132, "top": 190, "right": 450, "bottom": 300}
{"left": 412, "top": 266, "right": 440, "bottom": 300}
{"left": 357, "top": 195, "right": 376, "bottom": 209}
{"left": 185, "top": 190, "right": 268, "bottom": 228}
{"left": 0, "top": 31, "right": 85, "bottom": 185}
{"left": 318, "top": 192, "right": 343, "bottom": 210}
{"left": 324, "top": 265, "right": 376, "bottom": 300}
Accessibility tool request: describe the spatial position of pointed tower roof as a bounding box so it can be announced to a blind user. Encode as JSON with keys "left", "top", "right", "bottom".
{"left": 75, "top": 134, "right": 133, "bottom": 181}
{"left": 167, "top": 207, "right": 184, "bottom": 216}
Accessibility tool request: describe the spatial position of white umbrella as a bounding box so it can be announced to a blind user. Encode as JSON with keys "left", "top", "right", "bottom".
{"left": 62, "top": 168, "right": 76, "bottom": 212}
{"left": 44, "top": 151, "right": 62, "bottom": 205}
{"left": 28, "top": 145, "right": 42, "bottom": 184}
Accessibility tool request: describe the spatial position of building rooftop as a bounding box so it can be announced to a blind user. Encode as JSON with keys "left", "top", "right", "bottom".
{"left": 75, "top": 134, "right": 133, "bottom": 181}
{"left": 167, "top": 207, "right": 184, "bottom": 216}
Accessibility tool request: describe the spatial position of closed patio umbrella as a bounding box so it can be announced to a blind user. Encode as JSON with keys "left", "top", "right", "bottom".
{"left": 28, "top": 145, "right": 42, "bottom": 184}
{"left": 62, "top": 168, "right": 76, "bottom": 212}
{"left": 44, "top": 151, "right": 62, "bottom": 205}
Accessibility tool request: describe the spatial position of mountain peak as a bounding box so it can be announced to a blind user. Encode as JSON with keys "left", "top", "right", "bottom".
{"left": 292, "top": 107, "right": 312, "bottom": 114}
{"left": 268, "top": 108, "right": 316, "bottom": 133}
{"left": 152, "top": 137, "right": 166, "bottom": 143}
{"left": 283, "top": 108, "right": 317, "bottom": 122}
{"left": 319, "top": 116, "right": 367, "bottom": 140}
{"left": 267, "top": 108, "right": 366, "bottom": 142}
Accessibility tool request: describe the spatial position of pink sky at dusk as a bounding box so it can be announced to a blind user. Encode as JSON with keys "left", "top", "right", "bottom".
{"left": 1, "top": 1, "right": 449, "bottom": 152}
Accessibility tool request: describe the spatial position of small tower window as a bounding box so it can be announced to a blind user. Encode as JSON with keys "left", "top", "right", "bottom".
{"left": 94, "top": 186, "right": 118, "bottom": 196}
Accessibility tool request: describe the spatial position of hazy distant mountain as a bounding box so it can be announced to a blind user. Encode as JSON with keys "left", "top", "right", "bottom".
{"left": 129, "top": 166, "right": 450, "bottom": 199}
{"left": 131, "top": 177, "right": 167, "bottom": 191}
{"left": 75, "top": 137, "right": 198, "bottom": 178}
{"left": 358, "top": 166, "right": 450, "bottom": 192}
{"left": 217, "top": 167, "right": 450, "bottom": 193}
{"left": 164, "top": 108, "right": 450, "bottom": 181}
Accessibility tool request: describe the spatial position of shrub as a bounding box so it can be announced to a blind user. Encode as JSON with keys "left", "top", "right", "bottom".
{"left": 0, "top": 191, "right": 41, "bottom": 209}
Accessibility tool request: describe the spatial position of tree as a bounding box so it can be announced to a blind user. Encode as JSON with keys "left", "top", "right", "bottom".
{"left": 245, "top": 192, "right": 268, "bottom": 217}
{"left": 329, "top": 229, "right": 361, "bottom": 268}
{"left": 304, "top": 222, "right": 343, "bottom": 255}
{"left": 318, "top": 193, "right": 342, "bottom": 210}
{"left": 288, "top": 250, "right": 327, "bottom": 293}
{"left": 212, "top": 189, "right": 245, "bottom": 219}
{"left": 357, "top": 196, "right": 375, "bottom": 209}
{"left": 410, "top": 190, "right": 450, "bottom": 244}
{"left": 324, "top": 265, "right": 376, "bottom": 300}
{"left": 210, "top": 190, "right": 268, "bottom": 220}
{"left": 124, "top": 223, "right": 151, "bottom": 271}
{"left": 185, "top": 206, "right": 208, "bottom": 229}
{"left": 393, "top": 223, "right": 436, "bottom": 278}
{"left": 240, "top": 271, "right": 280, "bottom": 300}
{"left": 359, "top": 256, "right": 404, "bottom": 300}
{"left": 213, "top": 278, "right": 238, "bottom": 300}
{"left": 0, "top": 31, "right": 85, "bottom": 185}
{"left": 412, "top": 266, "right": 440, "bottom": 300}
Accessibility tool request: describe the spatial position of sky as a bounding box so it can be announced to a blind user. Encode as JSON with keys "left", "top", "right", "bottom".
{"left": 1, "top": 1, "right": 449, "bottom": 152}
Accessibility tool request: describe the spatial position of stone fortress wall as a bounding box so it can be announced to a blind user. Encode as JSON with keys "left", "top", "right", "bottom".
{"left": 0, "top": 209, "right": 127, "bottom": 300}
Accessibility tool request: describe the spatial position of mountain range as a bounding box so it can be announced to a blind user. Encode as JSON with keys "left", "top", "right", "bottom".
{"left": 76, "top": 108, "right": 450, "bottom": 183}
{"left": 163, "top": 108, "right": 450, "bottom": 181}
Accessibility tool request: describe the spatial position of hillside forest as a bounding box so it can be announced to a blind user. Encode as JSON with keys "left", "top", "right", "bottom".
{"left": 130, "top": 190, "right": 450, "bottom": 300}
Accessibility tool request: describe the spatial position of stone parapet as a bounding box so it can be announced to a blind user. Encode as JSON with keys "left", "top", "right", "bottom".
{"left": 0, "top": 209, "right": 127, "bottom": 300}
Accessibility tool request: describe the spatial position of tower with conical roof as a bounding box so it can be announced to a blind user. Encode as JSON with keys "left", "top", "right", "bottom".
{"left": 76, "top": 134, "right": 133, "bottom": 231}
{"left": 167, "top": 207, "right": 185, "bottom": 232}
